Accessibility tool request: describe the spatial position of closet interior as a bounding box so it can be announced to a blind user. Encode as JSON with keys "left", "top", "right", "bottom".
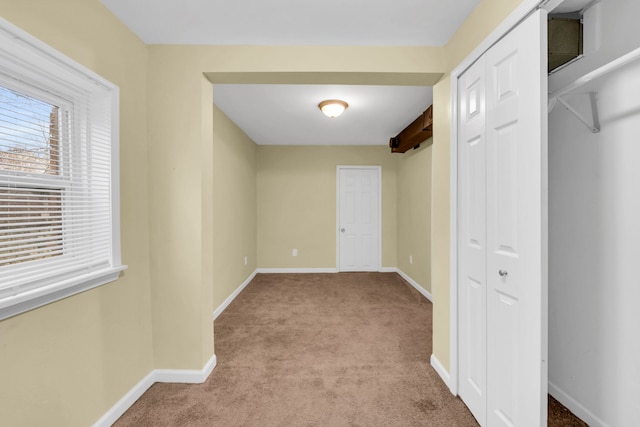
{"left": 548, "top": 0, "right": 640, "bottom": 425}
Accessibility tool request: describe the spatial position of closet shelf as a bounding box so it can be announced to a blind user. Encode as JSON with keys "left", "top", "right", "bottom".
{"left": 548, "top": 46, "right": 640, "bottom": 133}
{"left": 550, "top": 46, "right": 640, "bottom": 98}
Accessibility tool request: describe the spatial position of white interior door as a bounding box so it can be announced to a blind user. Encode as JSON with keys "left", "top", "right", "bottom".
{"left": 337, "top": 167, "right": 381, "bottom": 272}
{"left": 457, "top": 9, "right": 548, "bottom": 427}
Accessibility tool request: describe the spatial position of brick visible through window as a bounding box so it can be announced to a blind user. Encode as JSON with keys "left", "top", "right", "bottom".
{"left": 0, "top": 86, "right": 63, "bottom": 266}
{"left": 0, "top": 86, "right": 60, "bottom": 176}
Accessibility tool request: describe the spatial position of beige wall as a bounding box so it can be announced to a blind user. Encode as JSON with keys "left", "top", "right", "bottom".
{"left": 0, "top": 1, "right": 153, "bottom": 426}
{"left": 213, "top": 105, "right": 258, "bottom": 309}
{"left": 430, "top": 0, "right": 527, "bottom": 371}
{"left": 146, "top": 44, "right": 446, "bottom": 373}
{"left": 431, "top": 77, "right": 453, "bottom": 370}
{"left": 201, "top": 76, "right": 216, "bottom": 364}
{"left": 445, "top": 0, "right": 526, "bottom": 71}
{"left": 257, "top": 145, "right": 397, "bottom": 269}
{"left": 396, "top": 143, "right": 432, "bottom": 293}
{"left": 146, "top": 54, "right": 214, "bottom": 370}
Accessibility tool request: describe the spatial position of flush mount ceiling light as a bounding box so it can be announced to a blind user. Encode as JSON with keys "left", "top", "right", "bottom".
{"left": 318, "top": 99, "right": 348, "bottom": 118}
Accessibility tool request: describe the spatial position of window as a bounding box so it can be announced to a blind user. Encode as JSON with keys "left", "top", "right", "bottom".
{"left": 0, "top": 18, "right": 125, "bottom": 320}
{"left": 1, "top": 86, "right": 64, "bottom": 267}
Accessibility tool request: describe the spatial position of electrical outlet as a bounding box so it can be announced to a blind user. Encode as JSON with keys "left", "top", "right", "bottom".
{"left": 410, "top": 255, "right": 413, "bottom": 265}
{"left": 292, "top": 248, "right": 298, "bottom": 257}
{"left": 244, "top": 256, "right": 248, "bottom": 265}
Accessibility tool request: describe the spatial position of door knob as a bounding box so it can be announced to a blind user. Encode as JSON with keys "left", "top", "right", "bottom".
{"left": 340, "top": 228, "right": 345, "bottom": 232}
{"left": 498, "top": 269, "right": 508, "bottom": 277}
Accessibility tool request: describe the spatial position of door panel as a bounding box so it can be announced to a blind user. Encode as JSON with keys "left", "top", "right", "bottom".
{"left": 495, "top": 123, "right": 519, "bottom": 256}
{"left": 338, "top": 167, "right": 380, "bottom": 272}
{"left": 458, "top": 55, "right": 487, "bottom": 426}
{"left": 465, "top": 275, "right": 485, "bottom": 395}
{"left": 485, "top": 10, "right": 547, "bottom": 427}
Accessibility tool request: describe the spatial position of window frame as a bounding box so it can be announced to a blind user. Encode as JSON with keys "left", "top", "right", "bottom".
{"left": 0, "top": 17, "right": 126, "bottom": 320}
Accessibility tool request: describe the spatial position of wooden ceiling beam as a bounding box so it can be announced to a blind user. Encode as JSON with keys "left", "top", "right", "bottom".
{"left": 389, "top": 105, "right": 433, "bottom": 153}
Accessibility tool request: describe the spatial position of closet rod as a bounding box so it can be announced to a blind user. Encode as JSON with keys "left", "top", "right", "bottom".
{"left": 550, "top": 46, "right": 640, "bottom": 99}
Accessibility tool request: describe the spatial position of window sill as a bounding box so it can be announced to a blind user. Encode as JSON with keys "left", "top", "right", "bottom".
{"left": 0, "top": 265, "right": 128, "bottom": 321}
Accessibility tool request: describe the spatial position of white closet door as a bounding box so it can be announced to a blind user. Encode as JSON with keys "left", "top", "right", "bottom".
{"left": 457, "top": 9, "right": 548, "bottom": 427}
{"left": 458, "top": 55, "right": 488, "bottom": 425}
{"left": 485, "top": 9, "right": 547, "bottom": 427}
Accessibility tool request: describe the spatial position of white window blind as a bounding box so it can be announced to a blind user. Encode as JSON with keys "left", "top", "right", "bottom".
{"left": 0, "top": 86, "right": 65, "bottom": 268}
{"left": 0, "top": 18, "right": 125, "bottom": 320}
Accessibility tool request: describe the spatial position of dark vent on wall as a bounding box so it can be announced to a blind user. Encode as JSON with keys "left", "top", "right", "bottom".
{"left": 548, "top": 17, "right": 583, "bottom": 73}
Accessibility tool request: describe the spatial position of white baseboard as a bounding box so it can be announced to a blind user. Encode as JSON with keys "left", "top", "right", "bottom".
{"left": 430, "top": 354, "right": 453, "bottom": 393}
{"left": 378, "top": 267, "right": 397, "bottom": 273}
{"left": 93, "top": 354, "right": 217, "bottom": 427}
{"left": 213, "top": 270, "right": 257, "bottom": 320}
{"left": 255, "top": 268, "right": 338, "bottom": 274}
{"left": 92, "top": 371, "right": 156, "bottom": 427}
{"left": 396, "top": 269, "right": 433, "bottom": 302}
{"left": 154, "top": 354, "right": 217, "bottom": 384}
{"left": 548, "top": 381, "right": 610, "bottom": 427}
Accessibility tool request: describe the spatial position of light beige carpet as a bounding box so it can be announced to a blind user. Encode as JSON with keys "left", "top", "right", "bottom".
{"left": 115, "top": 272, "right": 586, "bottom": 426}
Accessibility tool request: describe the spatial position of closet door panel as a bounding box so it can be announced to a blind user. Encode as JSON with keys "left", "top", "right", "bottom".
{"left": 458, "top": 55, "right": 487, "bottom": 426}
{"left": 485, "top": 9, "right": 547, "bottom": 427}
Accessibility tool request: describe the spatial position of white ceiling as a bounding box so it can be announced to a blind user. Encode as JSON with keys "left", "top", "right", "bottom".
{"left": 213, "top": 85, "right": 432, "bottom": 146}
{"left": 101, "top": 0, "right": 481, "bottom": 46}
{"left": 101, "top": 0, "right": 479, "bottom": 147}
{"left": 100, "top": 0, "right": 598, "bottom": 149}
{"left": 552, "top": 0, "right": 594, "bottom": 14}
